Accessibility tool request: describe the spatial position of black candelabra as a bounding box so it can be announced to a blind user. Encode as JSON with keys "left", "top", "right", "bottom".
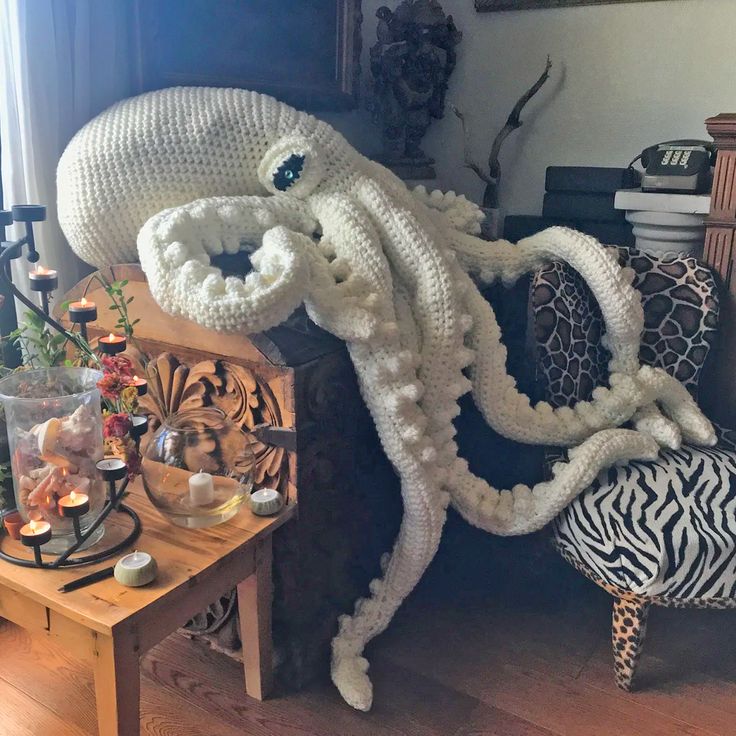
{"left": 0, "top": 205, "right": 145, "bottom": 568}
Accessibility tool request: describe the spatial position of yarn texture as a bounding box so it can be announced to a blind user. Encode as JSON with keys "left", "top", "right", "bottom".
{"left": 57, "top": 87, "right": 715, "bottom": 712}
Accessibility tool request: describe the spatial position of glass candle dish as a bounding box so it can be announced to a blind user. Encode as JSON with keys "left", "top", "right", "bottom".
{"left": 0, "top": 367, "right": 106, "bottom": 553}
{"left": 141, "top": 408, "right": 255, "bottom": 528}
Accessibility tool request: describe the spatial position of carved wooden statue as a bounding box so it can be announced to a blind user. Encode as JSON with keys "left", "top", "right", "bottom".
{"left": 370, "top": 0, "right": 461, "bottom": 178}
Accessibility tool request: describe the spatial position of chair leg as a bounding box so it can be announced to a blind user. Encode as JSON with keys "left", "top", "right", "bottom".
{"left": 612, "top": 596, "right": 651, "bottom": 691}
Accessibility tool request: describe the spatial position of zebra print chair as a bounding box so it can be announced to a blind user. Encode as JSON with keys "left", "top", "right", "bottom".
{"left": 531, "top": 248, "right": 736, "bottom": 691}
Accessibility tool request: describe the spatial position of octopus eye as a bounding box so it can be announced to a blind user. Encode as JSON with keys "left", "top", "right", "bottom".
{"left": 259, "top": 137, "right": 324, "bottom": 198}
{"left": 273, "top": 154, "right": 305, "bottom": 191}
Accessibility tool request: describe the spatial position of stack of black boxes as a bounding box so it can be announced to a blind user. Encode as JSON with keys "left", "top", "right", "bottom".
{"left": 504, "top": 166, "right": 640, "bottom": 245}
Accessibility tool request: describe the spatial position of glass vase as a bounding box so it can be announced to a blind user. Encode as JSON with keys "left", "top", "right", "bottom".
{"left": 0, "top": 367, "right": 106, "bottom": 553}
{"left": 141, "top": 407, "right": 255, "bottom": 528}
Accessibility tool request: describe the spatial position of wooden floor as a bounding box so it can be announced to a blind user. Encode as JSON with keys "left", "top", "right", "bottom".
{"left": 2, "top": 515, "right": 736, "bottom": 736}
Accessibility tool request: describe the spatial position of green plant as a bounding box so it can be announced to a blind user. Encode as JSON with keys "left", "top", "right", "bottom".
{"left": 95, "top": 275, "right": 141, "bottom": 339}
{"left": 8, "top": 310, "right": 69, "bottom": 368}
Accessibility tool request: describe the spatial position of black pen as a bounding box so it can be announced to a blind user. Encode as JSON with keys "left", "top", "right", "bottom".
{"left": 58, "top": 566, "right": 115, "bottom": 593}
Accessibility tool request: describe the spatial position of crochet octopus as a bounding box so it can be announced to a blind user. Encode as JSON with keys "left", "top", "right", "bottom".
{"left": 57, "top": 87, "right": 715, "bottom": 711}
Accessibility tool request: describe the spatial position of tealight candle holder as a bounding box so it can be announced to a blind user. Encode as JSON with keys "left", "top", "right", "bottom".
{"left": 114, "top": 550, "right": 158, "bottom": 587}
{"left": 131, "top": 375, "right": 148, "bottom": 396}
{"left": 58, "top": 490, "right": 91, "bottom": 542}
{"left": 20, "top": 519, "right": 52, "bottom": 564}
{"left": 98, "top": 333, "right": 126, "bottom": 355}
{"left": 130, "top": 415, "right": 149, "bottom": 445}
{"left": 68, "top": 297, "right": 97, "bottom": 341}
{"left": 0, "top": 202, "right": 143, "bottom": 570}
{"left": 97, "top": 458, "right": 128, "bottom": 510}
{"left": 28, "top": 266, "right": 58, "bottom": 315}
{"left": 249, "top": 488, "right": 284, "bottom": 516}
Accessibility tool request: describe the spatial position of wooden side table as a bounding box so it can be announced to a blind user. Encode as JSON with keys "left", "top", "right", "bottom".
{"left": 0, "top": 479, "right": 295, "bottom": 736}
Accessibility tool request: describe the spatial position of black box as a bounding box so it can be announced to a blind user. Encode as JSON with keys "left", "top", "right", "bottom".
{"left": 543, "top": 192, "right": 624, "bottom": 223}
{"left": 545, "top": 166, "right": 640, "bottom": 194}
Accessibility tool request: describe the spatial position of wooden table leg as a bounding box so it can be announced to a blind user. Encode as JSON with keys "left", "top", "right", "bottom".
{"left": 237, "top": 536, "right": 273, "bottom": 700}
{"left": 93, "top": 631, "right": 140, "bottom": 736}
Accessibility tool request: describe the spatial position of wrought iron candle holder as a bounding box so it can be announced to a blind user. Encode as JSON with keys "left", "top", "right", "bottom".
{"left": 0, "top": 204, "right": 143, "bottom": 569}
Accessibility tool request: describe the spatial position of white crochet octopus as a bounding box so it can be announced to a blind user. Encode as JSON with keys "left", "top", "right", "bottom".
{"left": 57, "top": 87, "right": 715, "bottom": 711}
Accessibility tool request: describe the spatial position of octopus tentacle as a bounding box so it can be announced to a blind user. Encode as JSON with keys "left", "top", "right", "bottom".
{"left": 137, "top": 195, "right": 317, "bottom": 333}
{"left": 410, "top": 185, "right": 485, "bottom": 235}
{"left": 450, "top": 230, "right": 715, "bottom": 448}
{"left": 451, "top": 226, "right": 643, "bottom": 373}
{"left": 447, "top": 428, "right": 659, "bottom": 535}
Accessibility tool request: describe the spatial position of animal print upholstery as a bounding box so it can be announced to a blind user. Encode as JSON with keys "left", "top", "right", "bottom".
{"left": 552, "top": 443, "right": 736, "bottom": 600}
{"left": 534, "top": 249, "right": 736, "bottom": 602}
{"left": 532, "top": 248, "right": 735, "bottom": 689}
{"left": 531, "top": 248, "right": 719, "bottom": 407}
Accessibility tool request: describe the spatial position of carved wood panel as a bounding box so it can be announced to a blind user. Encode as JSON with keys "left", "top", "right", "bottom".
{"left": 137, "top": 352, "right": 289, "bottom": 493}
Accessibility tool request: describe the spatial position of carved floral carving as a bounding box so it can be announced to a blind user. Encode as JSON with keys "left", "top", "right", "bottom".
{"left": 136, "top": 352, "right": 288, "bottom": 491}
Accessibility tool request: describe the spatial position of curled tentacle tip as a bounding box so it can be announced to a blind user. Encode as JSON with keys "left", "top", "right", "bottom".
{"left": 331, "top": 656, "right": 374, "bottom": 712}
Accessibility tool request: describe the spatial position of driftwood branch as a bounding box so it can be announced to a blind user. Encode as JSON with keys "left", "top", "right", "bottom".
{"left": 451, "top": 105, "right": 493, "bottom": 185}
{"left": 487, "top": 55, "right": 552, "bottom": 180}
{"left": 452, "top": 56, "right": 552, "bottom": 209}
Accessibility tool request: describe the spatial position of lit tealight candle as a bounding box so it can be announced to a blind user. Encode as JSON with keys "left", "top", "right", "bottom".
{"left": 114, "top": 550, "right": 158, "bottom": 587}
{"left": 28, "top": 265, "right": 58, "bottom": 292}
{"left": 68, "top": 297, "right": 97, "bottom": 324}
{"left": 131, "top": 375, "right": 148, "bottom": 396}
{"left": 189, "top": 471, "right": 215, "bottom": 506}
{"left": 20, "top": 519, "right": 52, "bottom": 547}
{"left": 249, "top": 488, "right": 284, "bottom": 516}
{"left": 98, "top": 333, "right": 127, "bottom": 355}
{"left": 58, "top": 490, "right": 90, "bottom": 518}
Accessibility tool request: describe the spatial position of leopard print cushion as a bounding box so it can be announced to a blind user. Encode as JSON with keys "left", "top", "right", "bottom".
{"left": 531, "top": 248, "right": 719, "bottom": 407}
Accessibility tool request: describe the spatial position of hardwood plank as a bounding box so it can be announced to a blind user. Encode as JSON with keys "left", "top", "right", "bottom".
{"left": 0, "top": 618, "right": 98, "bottom": 734}
{"left": 0, "top": 620, "right": 261, "bottom": 736}
{"left": 454, "top": 703, "right": 560, "bottom": 736}
{"left": 145, "top": 633, "right": 479, "bottom": 736}
{"left": 0, "top": 673, "right": 88, "bottom": 736}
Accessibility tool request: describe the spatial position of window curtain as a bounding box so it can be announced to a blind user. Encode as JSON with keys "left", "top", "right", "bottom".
{"left": 0, "top": 0, "right": 134, "bottom": 294}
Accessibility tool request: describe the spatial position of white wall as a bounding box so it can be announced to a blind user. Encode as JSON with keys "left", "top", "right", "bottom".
{"left": 335, "top": 0, "right": 736, "bottom": 216}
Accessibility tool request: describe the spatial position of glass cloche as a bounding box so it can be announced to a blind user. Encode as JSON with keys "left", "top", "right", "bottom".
{"left": 141, "top": 408, "right": 255, "bottom": 528}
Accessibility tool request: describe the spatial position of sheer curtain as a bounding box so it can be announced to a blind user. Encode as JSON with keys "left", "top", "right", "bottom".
{"left": 0, "top": 0, "right": 133, "bottom": 293}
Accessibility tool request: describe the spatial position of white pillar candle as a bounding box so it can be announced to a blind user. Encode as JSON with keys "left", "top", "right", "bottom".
{"left": 189, "top": 471, "right": 215, "bottom": 506}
